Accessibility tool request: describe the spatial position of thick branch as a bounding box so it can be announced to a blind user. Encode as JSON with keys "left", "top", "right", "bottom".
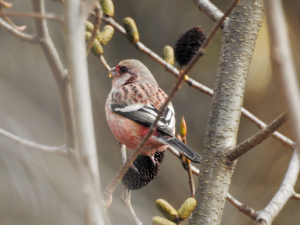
{"left": 189, "top": 1, "right": 265, "bottom": 224}
{"left": 266, "top": 0, "right": 300, "bottom": 157}
{"left": 0, "top": 127, "right": 69, "bottom": 156}
{"left": 0, "top": 18, "right": 40, "bottom": 43}
{"left": 255, "top": 149, "right": 300, "bottom": 225}
{"left": 103, "top": 0, "right": 238, "bottom": 203}
{"left": 227, "top": 112, "right": 288, "bottom": 162}
{"left": 101, "top": 16, "right": 295, "bottom": 149}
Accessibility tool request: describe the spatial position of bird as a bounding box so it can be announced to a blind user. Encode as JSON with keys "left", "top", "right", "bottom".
{"left": 105, "top": 59, "right": 202, "bottom": 165}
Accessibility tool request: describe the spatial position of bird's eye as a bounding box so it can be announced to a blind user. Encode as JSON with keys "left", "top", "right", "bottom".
{"left": 119, "top": 66, "right": 128, "bottom": 73}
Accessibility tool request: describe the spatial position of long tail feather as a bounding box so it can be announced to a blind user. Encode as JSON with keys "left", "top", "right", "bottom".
{"left": 164, "top": 137, "right": 202, "bottom": 163}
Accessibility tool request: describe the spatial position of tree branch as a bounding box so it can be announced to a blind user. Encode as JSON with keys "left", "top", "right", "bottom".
{"left": 101, "top": 16, "right": 295, "bottom": 150}
{"left": 227, "top": 112, "right": 288, "bottom": 162}
{"left": 0, "top": 127, "right": 69, "bottom": 156}
{"left": 255, "top": 149, "right": 300, "bottom": 225}
{"left": 0, "top": 18, "right": 41, "bottom": 43}
{"left": 104, "top": 0, "right": 239, "bottom": 205}
{"left": 190, "top": 0, "right": 265, "bottom": 224}
{"left": 0, "top": 11, "right": 63, "bottom": 22}
{"left": 266, "top": 0, "right": 300, "bottom": 157}
{"left": 192, "top": 0, "right": 229, "bottom": 27}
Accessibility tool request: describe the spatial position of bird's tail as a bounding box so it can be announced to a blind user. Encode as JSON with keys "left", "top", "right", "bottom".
{"left": 164, "top": 137, "right": 202, "bottom": 163}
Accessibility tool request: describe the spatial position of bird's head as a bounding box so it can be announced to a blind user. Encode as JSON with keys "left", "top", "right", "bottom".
{"left": 109, "top": 59, "right": 157, "bottom": 88}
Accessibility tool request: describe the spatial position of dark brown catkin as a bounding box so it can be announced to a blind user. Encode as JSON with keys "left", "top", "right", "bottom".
{"left": 122, "top": 151, "right": 165, "bottom": 190}
{"left": 175, "top": 26, "right": 206, "bottom": 66}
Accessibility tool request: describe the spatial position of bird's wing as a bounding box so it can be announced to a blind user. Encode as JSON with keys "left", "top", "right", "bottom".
{"left": 110, "top": 103, "right": 175, "bottom": 136}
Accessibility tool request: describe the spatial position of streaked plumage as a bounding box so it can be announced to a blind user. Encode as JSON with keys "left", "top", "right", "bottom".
{"left": 105, "top": 59, "right": 201, "bottom": 163}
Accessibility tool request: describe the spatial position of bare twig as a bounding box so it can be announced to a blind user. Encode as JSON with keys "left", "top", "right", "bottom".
{"left": 82, "top": 0, "right": 98, "bottom": 20}
{"left": 192, "top": 0, "right": 229, "bottom": 27}
{"left": 227, "top": 112, "right": 288, "bottom": 162}
{"left": 0, "top": 18, "right": 40, "bottom": 42}
{"left": 120, "top": 143, "right": 127, "bottom": 165}
{"left": 265, "top": 0, "right": 300, "bottom": 157}
{"left": 226, "top": 193, "right": 257, "bottom": 220}
{"left": 255, "top": 149, "right": 300, "bottom": 225}
{"left": 104, "top": 0, "right": 240, "bottom": 205}
{"left": 0, "top": 11, "right": 63, "bottom": 22}
{"left": 101, "top": 16, "right": 295, "bottom": 150}
{"left": 121, "top": 189, "right": 143, "bottom": 225}
{"left": 31, "top": 0, "right": 75, "bottom": 147}
{"left": 86, "top": 3, "right": 102, "bottom": 53}
{"left": 292, "top": 192, "right": 300, "bottom": 200}
{"left": 98, "top": 55, "right": 111, "bottom": 71}
{"left": 0, "top": 5, "right": 26, "bottom": 31}
{"left": 0, "top": 127, "right": 69, "bottom": 156}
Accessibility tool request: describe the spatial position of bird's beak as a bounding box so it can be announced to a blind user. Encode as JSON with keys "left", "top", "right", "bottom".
{"left": 109, "top": 67, "right": 117, "bottom": 78}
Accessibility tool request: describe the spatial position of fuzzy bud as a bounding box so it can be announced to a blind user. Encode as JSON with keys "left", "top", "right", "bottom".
{"left": 163, "top": 45, "right": 174, "bottom": 66}
{"left": 175, "top": 26, "right": 206, "bottom": 66}
{"left": 152, "top": 216, "right": 176, "bottom": 225}
{"left": 123, "top": 17, "right": 139, "bottom": 44}
{"left": 85, "top": 21, "right": 102, "bottom": 43}
{"left": 100, "top": 25, "right": 114, "bottom": 45}
{"left": 155, "top": 199, "right": 178, "bottom": 222}
{"left": 178, "top": 198, "right": 197, "bottom": 221}
{"left": 100, "top": 0, "right": 114, "bottom": 17}
{"left": 85, "top": 31, "right": 103, "bottom": 56}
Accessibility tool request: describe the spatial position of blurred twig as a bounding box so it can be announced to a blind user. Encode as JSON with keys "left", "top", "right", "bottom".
{"left": 0, "top": 11, "right": 63, "bottom": 22}
{"left": 100, "top": 16, "right": 295, "bottom": 150}
{"left": 86, "top": 3, "right": 102, "bottom": 53}
{"left": 255, "top": 149, "right": 300, "bottom": 225}
{"left": 98, "top": 55, "right": 111, "bottom": 71}
{"left": 227, "top": 112, "right": 288, "bottom": 162}
{"left": 192, "top": 0, "right": 229, "bottom": 27}
{"left": 0, "top": 127, "right": 69, "bottom": 156}
{"left": 0, "top": 18, "right": 40, "bottom": 42}
{"left": 266, "top": 0, "right": 300, "bottom": 157}
{"left": 121, "top": 189, "right": 143, "bottom": 225}
{"left": 103, "top": 0, "right": 239, "bottom": 205}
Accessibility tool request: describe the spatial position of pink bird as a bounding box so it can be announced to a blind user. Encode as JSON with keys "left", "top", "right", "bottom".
{"left": 105, "top": 59, "right": 201, "bottom": 164}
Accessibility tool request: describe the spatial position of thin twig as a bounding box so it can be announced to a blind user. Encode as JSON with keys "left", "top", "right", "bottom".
{"left": 227, "top": 112, "right": 288, "bottom": 162}
{"left": 193, "top": 0, "right": 228, "bottom": 27}
{"left": 0, "top": 6, "right": 26, "bottom": 31}
{"left": 255, "top": 149, "right": 300, "bottom": 225}
{"left": 104, "top": 0, "right": 240, "bottom": 205}
{"left": 292, "top": 192, "right": 300, "bottom": 200}
{"left": 265, "top": 0, "right": 300, "bottom": 157}
{"left": 100, "top": 16, "right": 295, "bottom": 150}
{"left": 226, "top": 193, "right": 257, "bottom": 220}
{"left": 0, "top": 127, "right": 69, "bottom": 156}
{"left": 0, "top": 11, "right": 63, "bottom": 22}
{"left": 0, "top": 18, "right": 40, "bottom": 43}
{"left": 98, "top": 55, "right": 111, "bottom": 71}
{"left": 86, "top": 3, "right": 102, "bottom": 53}
{"left": 120, "top": 142, "right": 127, "bottom": 165}
{"left": 121, "top": 189, "right": 143, "bottom": 225}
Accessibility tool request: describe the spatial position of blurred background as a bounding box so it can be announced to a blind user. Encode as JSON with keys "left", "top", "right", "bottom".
{"left": 0, "top": 0, "right": 299, "bottom": 224}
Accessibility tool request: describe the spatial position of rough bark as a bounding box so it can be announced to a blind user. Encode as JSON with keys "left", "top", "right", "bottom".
{"left": 189, "top": 0, "right": 264, "bottom": 224}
